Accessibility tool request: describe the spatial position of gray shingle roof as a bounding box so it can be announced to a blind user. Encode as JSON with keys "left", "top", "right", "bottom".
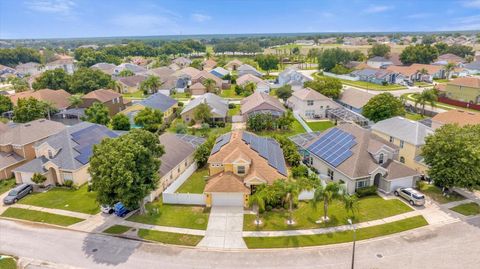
{"left": 140, "top": 92, "right": 178, "bottom": 112}
{"left": 181, "top": 93, "right": 228, "bottom": 117}
{"left": 158, "top": 133, "right": 205, "bottom": 177}
{"left": 371, "top": 116, "right": 433, "bottom": 146}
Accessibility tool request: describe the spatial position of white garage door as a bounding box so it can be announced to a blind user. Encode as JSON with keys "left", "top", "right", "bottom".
{"left": 389, "top": 177, "right": 414, "bottom": 192}
{"left": 211, "top": 193, "right": 244, "bottom": 207}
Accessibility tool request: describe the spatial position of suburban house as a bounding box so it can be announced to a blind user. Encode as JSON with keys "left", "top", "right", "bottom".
{"left": 0, "top": 64, "right": 18, "bottom": 80}
{"left": 121, "top": 92, "right": 178, "bottom": 125}
{"left": 366, "top": 56, "right": 393, "bottom": 69}
{"left": 464, "top": 61, "right": 480, "bottom": 75}
{"left": 236, "top": 74, "right": 270, "bottom": 93}
{"left": 238, "top": 64, "right": 263, "bottom": 77}
{"left": 434, "top": 53, "right": 465, "bottom": 66}
{"left": 278, "top": 67, "right": 313, "bottom": 88}
{"left": 225, "top": 59, "right": 243, "bottom": 71}
{"left": 441, "top": 77, "right": 480, "bottom": 105}
{"left": 147, "top": 66, "right": 175, "bottom": 81}
{"left": 387, "top": 64, "right": 446, "bottom": 84}
{"left": 90, "top": 63, "right": 116, "bottom": 76}
{"left": 15, "top": 62, "right": 42, "bottom": 76}
{"left": 13, "top": 122, "right": 120, "bottom": 186}
{"left": 170, "top": 67, "right": 202, "bottom": 92}
{"left": 351, "top": 68, "right": 396, "bottom": 85}
{"left": 240, "top": 91, "right": 286, "bottom": 120}
{"left": 44, "top": 59, "right": 75, "bottom": 74}
{"left": 295, "top": 40, "right": 315, "bottom": 46}
{"left": 189, "top": 82, "right": 207, "bottom": 95}
{"left": 0, "top": 119, "right": 65, "bottom": 180}
{"left": 191, "top": 71, "right": 224, "bottom": 90}
{"left": 113, "top": 63, "right": 147, "bottom": 76}
{"left": 286, "top": 88, "right": 340, "bottom": 119}
{"left": 336, "top": 87, "right": 375, "bottom": 114}
{"left": 371, "top": 116, "right": 433, "bottom": 174}
{"left": 115, "top": 75, "right": 147, "bottom": 94}
{"left": 431, "top": 110, "right": 480, "bottom": 130}
{"left": 291, "top": 123, "right": 419, "bottom": 194}
{"left": 205, "top": 131, "right": 287, "bottom": 207}
{"left": 181, "top": 93, "right": 228, "bottom": 123}
{"left": 80, "top": 89, "right": 125, "bottom": 116}
{"left": 147, "top": 133, "right": 205, "bottom": 201}
{"left": 172, "top": 57, "right": 192, "bottom": 68}
{"left": 202, "top": 59, "right": 217, "bottom": 71}
{"left": 10, "top": 89, "right": 72, "bottom": 110}
{"left": 209, "top": 67, "right": 229, "bottom": 78}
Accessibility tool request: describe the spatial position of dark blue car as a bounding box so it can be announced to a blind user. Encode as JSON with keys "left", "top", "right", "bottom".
{"left": 114, "top": 202, "right": 130, "bottom": 217}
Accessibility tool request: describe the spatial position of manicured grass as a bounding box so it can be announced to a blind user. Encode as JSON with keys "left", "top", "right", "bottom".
{"left": 127, "top": 200, "right": 209, "bottom": 230}
{"left": 0, "top": 178, "right": 16, "bottom": 195}
{"left": 405, "top": 93, "right": 480, "bottom": 113}
{"left": 138, "top": 228, "right": 203, "bottom": 246}
{"left": 18, "top": 185, "right": 99, "bottom": 214}
{"left": 103, "top": 225, "right": 132, "bottom": 234}
{"left": 314, "top": 73, "right": 406, "bottom": 91}
{"left": 405, "top": 112, "right": 427, "bottom": 121}
{"left": 433, "top": 79, "right": 450, "bottom": 83}
{"left": 0, "top": 256, "right": 16, "bottom": 269}
{"left": 220, "top": 86, "right": 243, "bottom": 99}
{"left": 414, "top": 82, "right": 432, "bottom": 87}
{"left": 244, "top": 215, "right": 428, "bottom": 248}
{"left": 176, "top": 168, "right": 208, "bottom": 194}
{"left": 228, "top": 104, "right": 241, "bottom": 116}
{"left": 450, "top": 202, "right": 480, "bottom": 216}
{"left": 122, "top": 91, "right": 147, "bottom": 99}
{"left": 1, "top": 208, "right": 84, "bottom": 226}
{"left": 255, "top": 118, "right": 306, "bottom": 138}
{"left": 306, "top": 121, "right": 334, "bottom": 132}
{"left": 418, "top": 184, "right": 465, "bottom": 204}
{"left": 171, "top": 92, "right": 191, "bottom": 99}
{"left": 244, "top": 195, "right": 412, "bottom": 231}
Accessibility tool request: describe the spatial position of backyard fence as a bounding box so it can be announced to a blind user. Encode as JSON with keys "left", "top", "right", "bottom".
{"left": 323, "top": 72, "right": 359, "bottom": 81}
{"left": 161, "top": 163, "right": 206, "bottom": 205}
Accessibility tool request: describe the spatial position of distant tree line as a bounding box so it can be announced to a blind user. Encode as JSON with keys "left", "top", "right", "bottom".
{"left": 0, "top": 47, "right": 41, "bottom": 67}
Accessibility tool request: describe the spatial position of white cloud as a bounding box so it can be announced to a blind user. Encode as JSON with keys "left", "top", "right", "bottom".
{"left": 191, "top": 13, "right": 211, "bottom": 22}
{"left": 461, "top": 0, "right": 480, "bottom": 8}
{"left": 25, "top": 0, "right": 75, "bottom": 15}
{"left": 364, "top": 5, "right": 393, "bottom": 13}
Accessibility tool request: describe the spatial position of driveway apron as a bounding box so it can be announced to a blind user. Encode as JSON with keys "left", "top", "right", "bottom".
{"left": 198, "top": 206, "right": 247, "bottom": 249}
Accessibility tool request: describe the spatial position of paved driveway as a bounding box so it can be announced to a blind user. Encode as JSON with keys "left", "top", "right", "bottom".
{"left": 198, "top": 206, "right": 246, "bottom": 249}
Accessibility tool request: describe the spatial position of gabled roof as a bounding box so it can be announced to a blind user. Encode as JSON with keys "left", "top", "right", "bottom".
{"left": 387, "top": 64, "right": 443, "bottom": 77}
{"left": 159, "top": 133, "right": 205, "bottom": 177}
{"left": 432, "top": 110, "right": 480, "bottom": 127}
{"left": 291, "top": 87, "right": 330, "bottom": 101}
{"left": 139, "top": 92, "right": 178, "bottom": 112}
{"left": 437, "top": 53, "right": 465, "bottom": 64}
{"left": 181, "top": 93, "right": 228, "bottom": 117}
{"left": 202, "top": 59, "right": 217, "bottom": 69}
{"left": 114, "top": 63, "right": 147, "bottom": 74}
{"left": 205, "top": 172, "right": 250, "bottom": 193}
{"left": 10, "top": 89, "right": 72, "bottom": 110}
{"left": 190, "top": 82, "right": 206, "bottom": 90}
{"left": 238, "top": 64, "right": 260, "bottom": 72}
{"left": 352, "top": 68, "right": 394, "bottom": 79}
{"left": 236, "top": 74, "right": 264, "bottom": 86}
{"left": 464, "top": 61, "right": 480, "bottom": 71}
{"left": 448, "top": 77, "right": 480, "bottom": 88}
{"left": 371, "top": 116, "right": 433, "bottom": 146}
{"left": 82, "top": 89, "right": 121, "bottom": 103}
{"left": 115, "top": 75, "right": 147, "bottom": 87}
{"left": 172, "top": 57, "right": 192, "bottom": 65}
{"left": 147, "top": 67, "right": 175, "bottom": 81}
{"left": 210, "top": 67, "right": 229, "bottom": 77}
{"left": 338, "top": 87, "right": 375, "bottom": 109}
{"left": 173, "top": 67, "right": 201, "bottom": 78}
{"left": 225, "top": 59, "right": 243, "bottom": 67}
{"left": 240, "top": 91, "right": 285, "bottom": 115}
{"left": 192, "top": 70, "right": 223, "bottom": 86}
{"left": 90, "top": 63, "right": 116, "bottom": 75}
{"left": 0, "top": 119, "right": 65, "bottom": 146}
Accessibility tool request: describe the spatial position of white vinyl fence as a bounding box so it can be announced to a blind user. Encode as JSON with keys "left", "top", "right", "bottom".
{"left": 162, "top": 163, "right": 206, "bottom": 205}
{"left": 323, "top": 72, "right": 359, "bottom": 81}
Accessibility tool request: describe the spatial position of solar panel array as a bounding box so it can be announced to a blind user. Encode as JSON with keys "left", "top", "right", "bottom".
{"left": 242, "top": 132, "right": 287, "bottom": 176}
{"left": 210, "top": 133, "right": 232, "bottom": 155}
{"left": 307, "top": 128, "right": 356, "bottom": 167}
{"left": 71, "top": 125, "right": 119, "bottom": 165}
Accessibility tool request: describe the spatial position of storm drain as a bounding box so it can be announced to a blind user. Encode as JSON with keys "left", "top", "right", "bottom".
{"left": 376, "top": 253, "right": 383, "bottom": 258}
{"left": 92, "top": 248, "right": 98, "bottom": 253}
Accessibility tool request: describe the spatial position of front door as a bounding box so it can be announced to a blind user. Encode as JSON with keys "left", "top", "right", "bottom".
{"left": 374, "top": 173, "right": 382, "bottom": 187}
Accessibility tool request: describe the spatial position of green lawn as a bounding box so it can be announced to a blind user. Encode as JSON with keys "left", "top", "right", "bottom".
{"left": 244, "top": 195, "right": 412, "bottom": 231}
{"left": 255, "top": 118, "right": 306, "bottom": 138}
{"left": 418, "top": 184, "right": 465, "bottom": 204}
{"left": 405, "top": 93, "right": 480, "bottom": 113}
{"left": 127, "top": 200, "right": 209, "bottom": 230}
{"left": 0, "top": 178, "right": 16, "bottom": 195}
{"left": 1, "top": 208, "right": 84, "bottom": 226}
{"left": 103, "top": 225, "right": 132, "bottom": 234}
{"left": 166, "top": 119, "right": 231, "bottom": 138}
{"left": 414, "top": 82, "right": 432, "bottom": 87}
{"left": 176, "top": 168, "right": 208, "bottom": 194}
{"left": 122, "top": 91, "right": 147, "bottom": 99}
{"left": 244, "top": 215, "right": 428, "bottom": 248}
{"left": 306, "top": 121, "right": 334, "bottom": 132}
{"left": 314, "top": 73, "right": 406, "bottom": 91}
{"left": 0, "top": 256, "right": 16, "bottom": 269}
{"left": 220, "top": 86, "right": 243, "bottom": 99}
{"left": 138, "top": 228, "right": 203, "bottom": 246}
{"left": 433, "top": 79, "right": 450, "bottom": 83}
{"left": 18, "top": 185, "right": 99, "bottom": 215}
{"left": 450, "top": 202, "right": 480, "bottom": 216}
{"left": 405, "top": 112, "right": 427, "bottom": 121}
{"left": 171, "top": 92, "right": 191, "bottom": 99}
{"left": 228, "top": 104, "right": 241, "bottom": 116}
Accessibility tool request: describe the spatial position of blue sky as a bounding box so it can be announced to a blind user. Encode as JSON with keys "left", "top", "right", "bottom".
{"left": 1, "top": 0, "right": 479, "bottom": 39}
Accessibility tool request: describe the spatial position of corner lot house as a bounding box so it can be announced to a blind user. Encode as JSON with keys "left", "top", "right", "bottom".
{"left": 336, "top": 87, "right": 375, "bottom": 114}
{"left": 238, "top": 64, "right": 263, "bottom": 77}
{"left": 351, "top": 68, "right": 396, "bottom": 85}
{"left": 287, "top": 88, "right": 340, "bottom": 119}
{"left": 13, "top": 122, "right": 120, "bottom": 185}
{"left": 181, "top": 93, "right": 228, "bottom": 123}
{"left": 10, "top": 89, "right": 72, "bottom": 110}
{"left": 292, "top": 123, "right": 419, "bottom": 194}
{"left": 442, "top": 77, "right": 480, "bottom": 105}
{"left": 240, "top": 91, "right": 285, "bottom": 120}
{"left": 80, "top": 89, "right": 125, "bottom": 116}
{"left": 0, "top": 119, "right": 65, "bottom": 180}
{"left": 121, "top": 92, "right": 178, "bottom": 124}
{"left": 431, "top": 110, "right": 480, "bottom": 130}
{"left": 205, "top": 131, "right": 287, "bottom": 207}
{"left": 372, "top": 116, "right": 433, "bottom": 174}
{"left": 147, "top": 133, "right": 205, "bottom": 201}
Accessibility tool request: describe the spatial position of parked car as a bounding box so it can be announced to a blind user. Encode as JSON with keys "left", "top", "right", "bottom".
{"left": 394, "top": 187, "right": 425, "bottom": 206}
{"left": 3, "top": 184, "right": 33, "bottom": 205}
{"left": 114, "top": 202, "right": 130, "bottom": 217}
{"left": 100, "top": 204, "right": 114, "bottom": 214}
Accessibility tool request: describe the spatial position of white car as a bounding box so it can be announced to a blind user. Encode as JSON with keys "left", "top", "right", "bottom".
{"left": 100, "top": 204, "right": 114, "bottom": 214}
{"left": 394, "top": 187, "right": 425, "bottom": 206}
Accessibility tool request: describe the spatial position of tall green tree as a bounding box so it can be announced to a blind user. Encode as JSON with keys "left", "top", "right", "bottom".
{"left": 362, "top": 93, "right": 405, "bottom": 122}
{"left": 194, "top": 103, "right": 212, "bottom": 123}
{"left": 9, "top": 77, "right": 29, "bottom": 92}
{"left": 69, "top": 67, "right": 114, "bottom": 94}
{"left": 134, "top": 107, "right": 163, "bottom": 132}
{"left": 111, "top": 113, "right": 131, "bottom": 131}
{"left": 304, "top": 76, "right": 342, "bottom": 99}
{"left": 32, "top": 68, "right": 70, "bottom": 91}
{"left": 368, "top": 44, "right": 391, "bottom": 58}
{"left": 311, "top": 182, "right": 342, "bottom": 222}
{"left": 282, "top": 180, "right": 300, "bottom": 225}
{"left": 83, "top": 102, "right": 110, "bottom": 125}
{"left": 248, "top": 190, "right": 266, "bottom": 227}
{"left": 255, "top": 54, "right": 279, "bottom": 75}
{"left": 68, "top": 94, "right": 83, "bottom": 108}
{"left": 202, "top": 78, "right": 217, "bottom": 93}
{"left": 275, "top": 85, "right": 293, "bottom": 101}
{"left": 0, "top": 95, "right": 13, "bottom": 114}
{"left": 411, "top": 89, "right": 437, "bottom": 115}
{"left": 140, "top": 75, "right": 162, "bottom": 95}
{"left": 13, "top": 97, "right": 53, "bottom": 123}
{"left": 399, "top": 45, "right": 439, "bottom": 65}
{"left": 194, "top": 135, "right": 216, "bottom": 167}
{"left": 317, "top": 48, "right": 352, "bottom": 72}
{"left": 273, "top": 134, "right": 302, "bottom": 166}
{"left": 423, "top": 124, "right": 480, "bottom": 190}
{"left": 89, "top": 129, "right": 164, "bottom": 214}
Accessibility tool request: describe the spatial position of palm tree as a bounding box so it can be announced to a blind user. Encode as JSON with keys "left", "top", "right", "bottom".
{"left": 444, "top": 62, "right": 455, "bottom": 79}
{"left": 249, "top": 190, "right": 266, "bottom": 227}
{"left": 282, "top": 180, "right": 300, "bottom": 225}
{"left": 417, "top": 68, "right": 429, "bottom": 82}
{"left": 343, "top": 194, "right": 359, "bottom": 218}
{"left": 311, "top": 182, "right": 342, "bottom": 223}
{"left": 140, "top": 75, "right": 162, "bottom": 95}
{"left": 202, "top": 78, "right": 217, "bottom": 93}
{"left": 110, "top": 80, "right": 123, "bottom": 94}
{"left": 68, "top": 94, "right": 83, "bottom": 108}
{"left": 417, "top": 89, "right": 438, "bottom": 115}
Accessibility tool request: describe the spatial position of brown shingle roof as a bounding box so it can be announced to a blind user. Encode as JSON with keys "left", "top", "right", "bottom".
{"left": 190, "top": 82, "right": 206, "bottom": 90}
{"left": 291, "top": 87, "right": 329, "bottom": 101}
{"left": 387, "top": 64, "right": 443, "bottom": 77}
{"left": 437, "top": 53, "right": 465, "bottom": 64}
{"left": 0, "top": 119, "right": 65, "bottom": 146}
{"left": 10, "top": 89, "right": 71, "bottom": 109}
{"left": 116, "top": 75, "right": 147, "bottom": 87}
{"left": 240, "top": 91, "right": 285, "bottom": 115}
{"left": 83, "top": 89, "right": 121, "bottom": 103}
{"left": 205, "top": 172, "right": 250, "bottom": 193}
{"left": 382, "top": 160, "right": 420, "bottom": 180}
{"left": 158, "top": 133, "right": 196, "bottom": 177}
{"left": 236, "top": 74, "right": 264, "bottom": 86}
{"left": 448, "top": 77, "right": 480, "bottom": 88}
{"left": 432, "top": 110, "right": 480, "bottom": 127}
{"left": 174, "top": 67, "right": 201, "bottom": 78}
{"left": 338, "top": 87, "right": 375, "bottom": 109}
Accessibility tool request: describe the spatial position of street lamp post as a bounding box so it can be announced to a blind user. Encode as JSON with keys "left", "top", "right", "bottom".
{"left": 348, "top": 219, "right": 356, "bottom": 269}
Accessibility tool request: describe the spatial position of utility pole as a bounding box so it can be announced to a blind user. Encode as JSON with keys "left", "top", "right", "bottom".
{"left": 348, "top": 219, "right": 356, "bottom": 269}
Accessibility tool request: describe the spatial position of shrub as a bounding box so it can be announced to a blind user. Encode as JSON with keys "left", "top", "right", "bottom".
{"left": 31, "top": 173, "right": 47, "bottom": 185}
{"left": 291, "top": 165, "right": 308, "bottom": 178}
{"left": 355, "top": 185, "right": 377, "bottom": 197}
{"left": 64, "top": 180, "right": 74, "bottom": 188}
{"left": 228, "top": 103, "right": 236, "bottom": 109}
{"left": 178, "top": 101, "right": 184, "bottom": 107}
{"left": 416, "top": 180, "right": 426, "bottom": 190}
{"left": 175, "top": 122, "right": 187, "bottom": 134}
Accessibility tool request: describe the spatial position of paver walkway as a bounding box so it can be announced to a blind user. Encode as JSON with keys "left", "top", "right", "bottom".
{"left": 198, "top": 206, "right": 247, "bottom": 249}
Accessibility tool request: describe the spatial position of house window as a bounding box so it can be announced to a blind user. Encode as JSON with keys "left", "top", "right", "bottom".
{"left": 356, "top": 180, "right": 368, "bottom": 189}
{"left": 400, "top": 156, "right": 405, "bottom": 163}
{"left": 327, "top": 169, "right": 334, "bottom": 180}
{"left": 237, "top": 166, "right": 245, "bottom": 174}
{"left": 307, "top": 100, "right": 314, "bottom": 106}
{"left": 389, "top": 136, "right": 394, "bottom": 143}
{"left": 400, "top": 140, "right": 404, "bottom": 148}
{"left": 379, "top": 153, "right": 384, "bottom": 164}
{"left": 48, "top": 150, "right": 53, "bottom": 159}
{"left": 62, "top": 172, "right": 73, "bottom": 182}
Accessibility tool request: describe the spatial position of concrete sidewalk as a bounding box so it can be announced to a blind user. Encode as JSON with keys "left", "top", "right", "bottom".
{"left": 9, "top": 203, "right": 92, "bottom": 219}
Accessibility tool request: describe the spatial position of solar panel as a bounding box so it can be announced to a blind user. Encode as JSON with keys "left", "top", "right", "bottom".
{"left": 306, "top": 128, "right": 356, "bottom": 168}
{"left": 241, "top": 132, "right": 288, "bottom": 176}
{"left": 211, "top": 133, "right": 231, "bottom": 155}
{"left": 72, "top": 124, "right": 120, "bottom": 165}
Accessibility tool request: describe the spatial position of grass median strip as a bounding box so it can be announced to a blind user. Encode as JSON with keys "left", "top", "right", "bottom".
{"left": 103, "top": 225, "right": 132, "bottom": 234}
{"left": 244, "top": 215, "right": 428, "bottom": 249}
{"left": 1, "top": 208, "right": 84, "bottom": 227}
{"left": 138, "top": 229, "right": 203, "bottom": 246}
{"left": 450, "top": 202, "right": 480, "bottom": 216}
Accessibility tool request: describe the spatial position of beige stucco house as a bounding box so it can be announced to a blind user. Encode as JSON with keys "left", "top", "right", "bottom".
{"left": 286, "top": 88, "right": 340, "bottom": 119}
